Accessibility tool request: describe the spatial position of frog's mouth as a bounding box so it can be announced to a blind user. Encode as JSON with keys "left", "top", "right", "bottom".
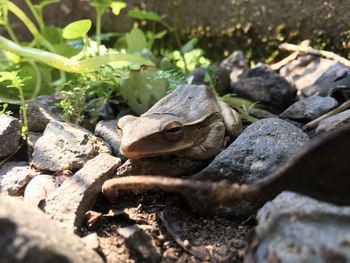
{"left": 120, "top": 140, "right": 194, "bottom": 160}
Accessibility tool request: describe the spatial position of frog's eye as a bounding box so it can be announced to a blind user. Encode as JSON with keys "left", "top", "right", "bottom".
{"left": 163, "top": 122, "right": 183, "bottom": 141}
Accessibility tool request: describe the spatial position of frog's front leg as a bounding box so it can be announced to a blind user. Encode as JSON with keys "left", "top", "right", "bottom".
{"left": 177, "top": 119, "right": 225, "bottom": 159}
{"left": 218, "top": 100, "right": 243, "bottom": 137}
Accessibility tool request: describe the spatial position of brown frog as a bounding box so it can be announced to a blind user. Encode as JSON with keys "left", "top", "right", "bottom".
{"left": 118, "top": 84, "right": 242, "bottom": 160}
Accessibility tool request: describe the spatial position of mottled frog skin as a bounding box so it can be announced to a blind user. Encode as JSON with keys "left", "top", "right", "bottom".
{"left": 118, "top": 85, "right": 242, "bottom": 159}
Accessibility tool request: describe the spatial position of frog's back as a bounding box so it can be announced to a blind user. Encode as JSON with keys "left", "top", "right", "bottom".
{"left": 144, "top": 85, "right": 219, "bottom": 122}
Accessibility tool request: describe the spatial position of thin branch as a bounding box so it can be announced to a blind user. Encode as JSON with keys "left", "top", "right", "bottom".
{"left": 279, "top": 43, "right": 350, "bottom": 67}
{"left": 270, "top": 40, "right": 311, "bottom": 71}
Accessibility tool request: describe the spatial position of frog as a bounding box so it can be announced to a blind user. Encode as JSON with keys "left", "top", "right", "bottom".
{"left": 117, "top": 84, "right": 242, "bottom": 160}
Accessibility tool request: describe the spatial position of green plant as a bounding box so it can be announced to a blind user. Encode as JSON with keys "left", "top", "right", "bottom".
{"left": 0, "top": 71, "right": 28, "bottom": 138}
{"left": 222, "top": 94, "right": 258, "bottom": 123}
{"left": 0, "top": 103, "right": 12, "bottom": 116}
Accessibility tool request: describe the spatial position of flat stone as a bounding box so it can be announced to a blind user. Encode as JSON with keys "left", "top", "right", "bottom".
{"left": 43, "top": 153, "right": 121, "bottom": 233}
{"left": 192, "top": 118, "right": 309, "bottom": 216}
{"left": 32, "top": 121, "right": 111, "bottom": 172}
{"left": 118, "top": 224, "right": 161, "bottom": 263}
{"left": 280, "top": 95, "right": 339, "bottom": 121}
{"left": 24, "top": 174, "right": 59, "bottom": 207}
{"left": 26, "top": 95, "right": 63, "bottom": 133}
{"left": 246, "top": 192, "right": 350, "bottom": 262}
{"left": 316, "top": 109, "right": 350, "bottom": 134}
{"left": 0, "top": 116, "right": 21, "bottom": 158}
{"left": 117, "top": 156, "right": 208, "bottom": 177}
{"left": 94, "top": 119, "right": 126, "bottom": 160}
{"left": 231, "top": 65, "right": 296, "bottom": 112}
{"left": 220, "top": 50, "right": 248, "bottom": 83}
{"left": 0, "top": 162, "right": 38, "bottom": 196}
{"left": 0, "top": 196, "right": 103, "bottom": 263}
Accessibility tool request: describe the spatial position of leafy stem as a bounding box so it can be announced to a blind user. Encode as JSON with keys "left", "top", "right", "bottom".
{"left": 0, "top": 35, "right": 155, "bottom": 73}
{"left": 24, "top": 0, "right": 44, "bottom": 30}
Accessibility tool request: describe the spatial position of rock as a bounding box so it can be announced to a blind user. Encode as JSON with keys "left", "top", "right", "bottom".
{"left": 0, "top": 196, "right": 103, "bottom": 263}
{"left": 280, "top": 55, "right": 336, "bottom": 95}
{"left": 43, "top": 153, "right": 121, "bottom": 233}
{"left": 309, "top": 62, "right": 350, "bottom": 99}
{"left": 220, "top": 50, "right": 249, "bottom": 83}
{"left": 231, "top": 65, "right": 296, "bottom": 112}
{"left": 0, "top": 162, "right": 38, "bottom": 196}
{"left": 82, "top": 233, "right": 100, "bottom": 250}
{"left": 245, "top": 192, "right": 350, "bottom": 262}
{"left": 94, "top": 119, "right": 126, "bottom": 160}
{"left": 26, "top": 95, "right": 63, "bottom": 133}
{"left": 192, "top": 118, "right": 309, "bottom": 216}
{"left": 24, "top": 174, "right": 59, "bottom": 207}
{"left": 32, "top": 121, "right": 111, "bottom": 172}
{"left": 280, "top": 95, "right": 338, "bottom": 121}
{"left": 316, "top": 109, "right": 350, "bottom": 134}
{"left": 117, "top": 156, "right": 208, "bottom": 177}
{"left": 0, "top": 116, "right": 21, "bottom": 158}
{"left": 188, "top": 66, "right": 231, "bottom": 96}
{"left": 117, "top": 224, "right": 161, "bottom": 263}
{"left": 249, "top": 108, "right": 278, "bottom": 119}
{"left": 280, "top": 56, "right": 350, "bottom": 100}
{"left": 26, "top": 132, "right": 42, "bottom": 160}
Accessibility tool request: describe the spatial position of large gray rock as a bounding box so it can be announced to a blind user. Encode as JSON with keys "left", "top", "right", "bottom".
{"left": 280, "top": 95, "right": 339, "bottom": 121}
{"left": 94, "top": 119, "right": 125, "bottom": 160}
{"left": 0, "top": 162, "right": 38, "bottom": 196}
{"left": 26, "top": 95, "right": 63, "bottom": 133}
{"left": 245, "top": 192, "right": 350, "bottom": 263}
{"left": 231, "top": 66, "right": 296, "bottom": 112}
{"left": 0, "top": 116, "right": 21, "bottom": 158}
{"left": 0, "top": 196, "right": 103, "bottom": 263}
{"left": 32, "top": 121, "right": 111, "bottom": 172}
{"left": 316, "top": 109, "right": 350, "bottom": 134}
{"left": 192, "top": 118, "right": 309, "bottom": 216}
{"left": 44, "top": 153, "right": 121, "bottom": 233}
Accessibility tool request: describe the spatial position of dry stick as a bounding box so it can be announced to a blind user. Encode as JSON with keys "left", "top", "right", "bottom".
{"left": 102, "top": 123, "right": 350, "bottom": 208}
{"left": 279, "top": 43, "right": 350, "bottom": 67}
{"left": 270, "top": 40, "right": 311, "bottom": 71}
{"left": 303, "top": 100, "right": 350, "bottom": 130}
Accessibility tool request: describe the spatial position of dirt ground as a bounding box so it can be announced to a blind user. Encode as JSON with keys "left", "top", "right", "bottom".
{"left": 83, "top": 192, "right": 253, "bottom": 262}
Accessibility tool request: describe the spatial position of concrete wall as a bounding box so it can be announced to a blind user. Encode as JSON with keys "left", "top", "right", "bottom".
{"left": 9, "top": 0, "right": 350, "bottom": 39}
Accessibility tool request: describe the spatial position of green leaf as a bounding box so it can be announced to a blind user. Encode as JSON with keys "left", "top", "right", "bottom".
{"left": 127, "top": 9, "right": 164, "bottom": 21}
{"left": 110, "top": 1, "right": 126, "bottom": 15}
{"left": 119, "top": 70, "right": 168, "bottom": 114}
{"left": 62, "top": 19, "right": 92, "bottom": 39}
{"left": 53, "top": 43, "right": 80, "bottom": 57}
{"left": 126, "top": 28, "right": 148, "bottom": 53}
{"left": 181, "top": 38, "right": 198, "bottom": 53}
{"left": 42, "top": 25, "right": 63, "bottom": 44}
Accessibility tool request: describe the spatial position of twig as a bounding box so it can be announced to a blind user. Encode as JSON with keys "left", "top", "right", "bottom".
{"left": 279, "top": 43, "right": 350, "bottom": 67}
{"left": 270, "top": 40, "right": 311, "bottom": 71}
{"left": 102, "top": 123, "right": 350, "bottom": 209}
{"left": 303, "top": 100, "right": 350, "bottom": 130}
